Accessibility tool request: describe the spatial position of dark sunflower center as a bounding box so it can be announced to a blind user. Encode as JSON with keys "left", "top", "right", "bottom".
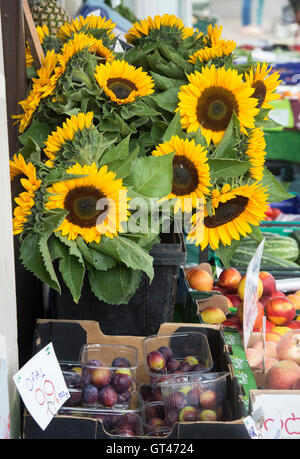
{"left": 204, "top": 196, "right": 249, "bottom": 228}
{"left": 252, "top": 81, "right": 267, "bottom": 108}
{"left": 107, "top": 78, "right": 137, "bottom": 99}
{"left": 64, "top": 186, "right": 109, "bottom": 228}
{"left": 172, "top": 156, "right": 199, "bottom": 196}
{"left": 197, "top": 86, "right": 239, "bottom": 132}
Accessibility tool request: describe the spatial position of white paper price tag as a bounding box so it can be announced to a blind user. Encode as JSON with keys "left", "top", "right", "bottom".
{"left": 243, "top": 238, "right": 265, "bottom": 350}
{"left": 13, "top": 343, "right": 70, "bottom": 431}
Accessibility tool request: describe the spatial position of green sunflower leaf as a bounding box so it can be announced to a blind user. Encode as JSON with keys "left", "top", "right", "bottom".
{"left": 125, "top": 153, "right": 174, "bottom": 198}
{"left": 19, "top": 137, "right": 41, "bottom": 163}
{"left": 208, "top": 159, "right": 251, "bottom": 178}
{"left": 262, "top": 168, "right": 293, "bottom": 203}
{"left": 107, "top": 146, "right": 139, "bottom": 179}
{"left": 19, "top": 119, "right": 53, "bottom": 148}
{"left": 213, "top": 114, "right": 238, "bottom": 158}
{"left": 88, "top": 264, "right": 142, "bottom": 305}
{"left": 100, "top": 134, "right": 131, "bottom": 165}
{"left": 91, "top": 235, "right": 154, "bottom": 282}
{"left": 150, "top": 71, "right": 186, "bottom": 91}
{"left": 20, "top": 232, "right": 61, "bottom": 293}
{"left": 163, "top": 111, "right": 184, "bottom": 142}
{"left": 151, "top": 87, "right": 180, "bottom": 113}
{"left": 55, "top": 232, "right": 85, "bottom": 266}
{"left": 214, "top": 239, "right": 242, "bottom": 269}
{"left": 76, "top": 237, "right": 117, "bottom": 271}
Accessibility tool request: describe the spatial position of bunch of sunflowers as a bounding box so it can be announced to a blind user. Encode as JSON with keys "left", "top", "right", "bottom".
{"left": 11, "top": 13, "right": 290, "bottom": 304}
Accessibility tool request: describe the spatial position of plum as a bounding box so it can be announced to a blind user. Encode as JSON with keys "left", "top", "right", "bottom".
{"left": 166, "top": 408, "right": 179, "bottom": 426}
{"left": 145, "top": 404, "right": 165, "bottom": 421}
{"left": 183, "top": 356, "right": 199, "bottom": 366}
{"left": 147, "top": 351, "right": 166, "bottom": 372}
{"left": 199, "top": 390, "right": 217, "bottom": 410}
{"left": 147, "top": 417, "right": 166, "bottom": 431}
{"left": 186, "top": 387, "right": 200, "bottom": 407}
{"left": 112, "top": 372, "right": 132, "bottom": 393}
{"left": 98, "top": 386, "right": 118, "bottom": 408}
{"left": 91, "top": 367, "right": 112, "bottom": 388}
{"left": 178, "top": 362, "right": 192, "bottom": 373}
{"left": 117, "top": 390, "right": 131, "bottom": 405}
{"left": 140, "top": 385, "right": 153, "bottom": 401}
{"left": 82, "top": 384, "right": 98, "bottom": 405}
{"left": 157, "top": 346, "right": 173, "bottom": 361}
{"left": 111, "top": 357, "right": 131, "bottom": 368}
{"left": 169, "top": 391, "right": 187, "bottom": 410}
{"left": 191, "top": 363, "right": 206, "bottom": 372}
{"left": 167, "top": 358, "right": 180, "bottom": 373}
{"left": 179, "top": 405, "right": 198, "bottom": 422}
{"left": 152, "top": 387, "right": 163, "bottom": 402}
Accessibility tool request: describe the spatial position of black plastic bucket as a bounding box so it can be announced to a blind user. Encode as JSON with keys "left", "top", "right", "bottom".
{"left": 47, "top": 232, "right": 186, "bottom": 336}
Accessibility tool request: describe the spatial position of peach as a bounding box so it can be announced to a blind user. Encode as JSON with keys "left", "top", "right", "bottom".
{"left": 225, "top": 294, "right": 241, "bottom": 309}
{"left": 276, "top": 330, "right": 300, "bottom": 365}
{"left": 274, "top": 290, "right": 286, "bottom": 298}
{"left": 265, "top": 296, "right": 296, "bottom": 326}
{"left": 236, "top": 301, "right": 264, "bottom": 331}
{"left": 257, "top": 357, "right": 279, "bottom": 372}
{"left": 185, "top": 266, "right": 201, "bottom": 282}
{"left": 266, "top": 331, "right": 282, "bottom": 343}
{"left": 201, "top": 306, "right": 226, "bottom": 324}
{"left": 286, "top": 294, "right": 300, "bottom": 308}
{"left": 188, "top": 269, "right": 213, "bottom": 292}
{"left": 260, "top": 295, "right": 271, "bottom": 308}
{"left": 266, "top": 360, "right": 300, "bottom": 390}
{"left": 259, "top": 271, "right": 277, "bottom": 297}
{"left": 293, "top": 290, "right": 300, "bottom": 297}
{"left": 266, "top": 319, "right": 275, "bottom": 332}
{"left": 251, "top": 340, "right": 278, "bottom": 359}
{"left": 245, "top": 348, "right": 264, "bottom": 369}
{"left": 218, "top": 268, "right": 241, "bottom": 292}
{"left": 271, "top": 326, "right": 291, "bottom": 337}
{"left": 237, "top": 275, "right": 263, "bottom": 301}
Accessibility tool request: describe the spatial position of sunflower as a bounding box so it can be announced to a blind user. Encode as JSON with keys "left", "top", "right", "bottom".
{"left": 187, "top": 182, "right": 269, "bottom": 250}
{"left": 58, "top": 15, "right": 116, "bottom": 43}
{"left": 205, "top": 24, "right": 223, "bottom": 45}
{"left": 10, "top": 153, "right": 40, "bottom": 186}
{"left": 45, "top": 163, "right": 130, "bottom": 243}
{"left": 26, "top": 25, "right": 50, "bottom": 67}
{"left": 244, "top": 62, "right": 281, "bottom": 109}
{"left": 244, "top": 127, "right": 266, "bottom": 181}
{"left": 94, "top": 59, "right": 154, "bottom": 105}
{"left": 125, "top": 14, "right": 193, "bottom": 47}
{"left": 13, "top": 50, "right": 59, "bottom": 133}
{"left": 189, "top": 38, "right": 236, "bottom": 64}
{"left": 12, "top": 165, "right": 41, "bottom": 235}
{"left": 56, "top": 32, "right": 97, "bottom": 77}
{"left": 177, "top": 65, "right": 259, "bottom": 145}
{"left": 44, "top": 112, "right": 94, "bottom": 162}
{"left": 152, "top": 135, "right": 211, "bottom": 213}
{"left": 90, "top": 39, "right": 115, "bottom": 63}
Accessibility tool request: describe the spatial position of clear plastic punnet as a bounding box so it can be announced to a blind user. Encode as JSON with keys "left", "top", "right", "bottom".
{"left": 142, "top": 331, "right": 213, "bottom": 384}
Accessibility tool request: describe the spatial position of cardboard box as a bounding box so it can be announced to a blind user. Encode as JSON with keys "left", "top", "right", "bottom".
{"left": 23, "top": 320, "right": 250, "bottom": 439}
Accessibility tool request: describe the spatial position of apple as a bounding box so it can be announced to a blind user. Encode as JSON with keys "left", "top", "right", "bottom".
{"left": 266, "top": 360, "right": 300, "bottom": 390}
{"left": 265, "top": 296, "right": 296, "bottom": 326}
{"left": 201, "top": 306, "right": 226, "bottom": 324}
{"left": 188, "top": 269, "right": 213, "bottom": 292}
{"left": 236, "top": 301, "right": 264, "bottom": 331}
{"left": 276, "top": 330, "right": 300, "bottom": 364}
{"left": 245, "top": 348, "right": 263, "bottom": 369}
{"left": 259, "top": 271, "right": 277, "bottom": 297}
{"left": 218, "top": 268, "right": 241, "bottom": 292}
{"left": 237, "top": 275, "right": 263, "bottom": 301}
{"left": 286, "top": 294, "right": 300, "bottom": 308}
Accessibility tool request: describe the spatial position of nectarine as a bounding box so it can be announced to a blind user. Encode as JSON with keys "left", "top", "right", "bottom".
{"left": 266, "top": 331, "right": 282, "bottom": 343}
{"left": 266, "top": 296, "right": 296, "bottom": 326}
{"left": 245, "top": 348, "right": 263, "bottom": 369}
{"left": 276, "top": 330, "right": 300, "bottom": 365}
{"left": 188, "top": 269, "right": 213, "bottom": 292}
{"left": 237, "top": 275, "right": 263, "bottom": 301}
{"left": 271, "top": 326, "right": 291, "bottom": 337}
{"left": 259, "top": 271, "right": 277, "bottom": 297}
{"left": 218, "top": 268, "right": 241, "bottom": 292}
{"left": 257, "top": 357, "right": 279, "bottom": 372}
{"left": 251, "top": 340, "right": 278, "bottom": 359}
{"left": 236, "top": 301, "right": 264, "bottom": 331}
{"left": 286, "top": 294, "right": 300, "bottom": 308}
{"left": 201, "top": 307, "right": 226, "bottom": 324}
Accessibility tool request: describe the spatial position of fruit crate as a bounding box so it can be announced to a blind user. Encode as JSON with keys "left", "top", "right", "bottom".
{"left": 23, "top": 319, "right": 250, "bottom": 439}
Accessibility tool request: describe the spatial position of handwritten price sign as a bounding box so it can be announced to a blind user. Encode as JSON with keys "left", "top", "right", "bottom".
{"left": 243, "top": 239, "right": 265, "bottom": 350}
{"left": 13, "top": 343, "right": 69, "bottom": 431}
